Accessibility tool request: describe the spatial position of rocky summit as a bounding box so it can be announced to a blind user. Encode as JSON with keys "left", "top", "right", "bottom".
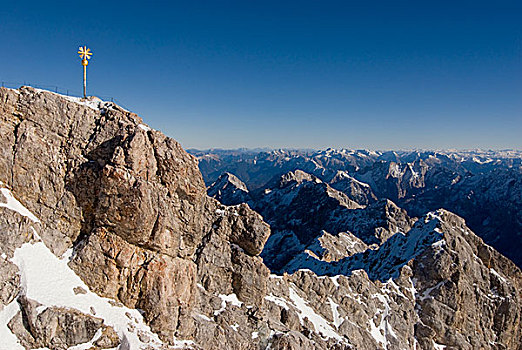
{"left": 1, "top": 86, "right": 521, "bottom": 349}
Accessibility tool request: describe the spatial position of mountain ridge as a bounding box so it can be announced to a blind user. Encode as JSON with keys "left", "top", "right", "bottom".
{"left": 193, "top": 147, "right": 522, "bottom": 267}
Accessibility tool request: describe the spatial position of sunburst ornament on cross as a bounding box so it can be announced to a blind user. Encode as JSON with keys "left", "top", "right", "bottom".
{"left": 78, "top": 46, "right": 93, "bottom": 98}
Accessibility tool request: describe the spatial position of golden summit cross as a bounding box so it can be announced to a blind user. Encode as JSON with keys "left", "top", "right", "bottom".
{"left": 78, "top": 46, "right": 92, "bottom": 98}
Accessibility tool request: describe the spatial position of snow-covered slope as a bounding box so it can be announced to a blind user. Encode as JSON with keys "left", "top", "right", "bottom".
{"left": 0, "top": 185, "right": 170, "bottom": 350}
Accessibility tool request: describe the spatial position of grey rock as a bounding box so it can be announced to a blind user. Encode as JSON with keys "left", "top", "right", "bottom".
{"left": 8, "top": 295, "right": 119, "bottom": 350}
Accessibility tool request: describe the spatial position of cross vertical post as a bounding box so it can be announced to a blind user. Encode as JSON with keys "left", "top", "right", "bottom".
{"left": 83, "top": 62, "right": 87, "bottom": 98}
{"left": 78, "top": 46, "right": 93, "bottom": 99}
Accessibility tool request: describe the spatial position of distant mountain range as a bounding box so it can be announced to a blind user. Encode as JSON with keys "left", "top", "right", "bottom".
{"left": 190, "top": 148, "right": 522, "bottom": 267}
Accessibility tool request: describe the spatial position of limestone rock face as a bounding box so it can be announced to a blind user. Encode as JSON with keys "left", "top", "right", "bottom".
{"left": 1, "top": 87, "right": 521, "bottom": 350}
{"left": 411, "top": 211, "right": 522, "bottom": 349}
{"left": 8, "top": 296, "right": 119, "bottom": 350}
{"left": 0, "top": 87, "right": 270, "bottom": 347}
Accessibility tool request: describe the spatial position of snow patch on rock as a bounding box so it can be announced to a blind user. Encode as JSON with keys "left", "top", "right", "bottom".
{"left": 0, "top": 187, "right": 40, "bottom": 223}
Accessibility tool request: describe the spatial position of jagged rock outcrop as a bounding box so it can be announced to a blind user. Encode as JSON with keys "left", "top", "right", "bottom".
{"left": 262, "top": 210, "right": 522, "bottom": 349}
{"left": 207, "top": 172, "right": 252, "bottom": 206}
{"left": 0, "top": 87, "right": 270, "bottom": 348}
{"left": 211, "top": 170, "right": 415, "bottom": 272}
{"left": 8, "top": 296, "right": 119, "bottom": 350}
{"left": 410, "top": 210, "right": 522, "bottom": 349}
{"left": 1, "top": 87, "right": 521, "bottom": 350}
{"left": 404, "top": 166, "right": 522, "bottom": 267}
{"left": 329, "top": 170, "right": 378, "bottom": 205}
{"left": 302, "top": 230, "right": 370, "bottom": 262}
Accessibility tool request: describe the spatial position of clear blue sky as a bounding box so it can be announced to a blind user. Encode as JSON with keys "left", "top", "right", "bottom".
{"left": 1, "top": 1, "right": 521, "bottom": 150}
